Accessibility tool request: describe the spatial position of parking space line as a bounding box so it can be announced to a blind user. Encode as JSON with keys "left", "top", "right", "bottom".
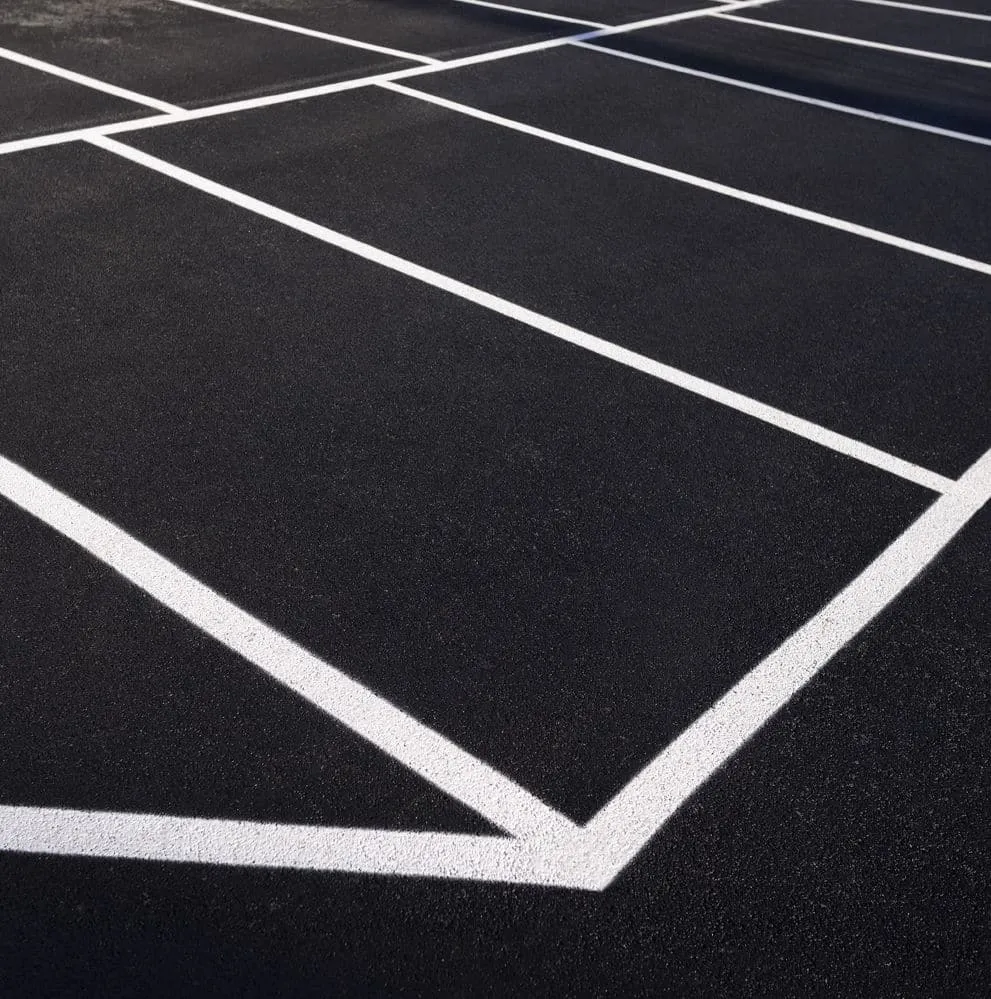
{"left": 717, "top": 13, "right": 991, "bottom": 69}
{"left": 162, "top": 0, "right": 443, "bottom": 64}
{"left": 583, "top": 443, "right": 991, "bottom": 883}
{"left": 0, "top": 806, "right": 590, "bottom": 888}
{"left": 0, "top": 453, "right": 577, "bottom": 844}
{"left": 0, "top": 44, "right": 182, "bottom": 113}
{"left": 381, "top": 82, "right": 991, "bottom": 281}
{"left": 0, "top": 0, "right": 778, "bottom": 158}
{"left": 86, "top": 134, "right": 952, "bottom": 493}
{"left": 451, "top": 0, "right": 607, "bottom": 28}
{"left": 848, "top": 0, "right": 991, "bottom": 22}
{"left": 573, "top": 41, "right": 991, "bottom": 147}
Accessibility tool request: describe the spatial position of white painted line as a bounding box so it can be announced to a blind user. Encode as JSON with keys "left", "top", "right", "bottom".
{"left": 451, "top": 0, "right": 607, "bottom": 28}
{"left": 0, "top": 115, "right": 180, "bottom": 157}
{"left": 0, "top": 806, "right": 593, "bottom": 888}
{"left": 580, "top": 0, "right": 779, "bottom": 38}
{"left": 0, "top": 0, "right": 779, "bottom": 158}
{"left": 0, "top": 453, "right": 576, "bottom": 844}
{"left": 162, "top": 0, "right": 442, "bottom": 64}
{"left": 572, "top": 41, "right": 991, "bottom": 148}
{"left": 718, "top": 12, "right": 991, "bottom": 69}
{"left": 0, "top": 44, "right": 182, "bottom": 113}
{"left": 87, "top": 134, "right": 950, "bottom": 493}
{"left": 848, "top": 0, "right": 991, "bottom": 22}
{"left": 382, "top": 82, "right": 991, "bottom": 282}
{"left": 2, "top": 440, "right": 985, "bottom": 887}
{"left": 584, "top": 444, "right": 991, "bottom": 884}
{"left": 0, "top": 46, "right": 556, "bottom": 158}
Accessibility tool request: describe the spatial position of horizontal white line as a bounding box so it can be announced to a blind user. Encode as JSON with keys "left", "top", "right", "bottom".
{"left": 0, "top": 806, "right": 593, "bottom": 888}
{"left": 572, "top": 42, "right": 991, "bottom": 147}
{"left": 0, "top": 115, "right": 180, "bottom": 157}
{"left": 90, "top": 134, "right": 950, "bottom": 493}
{"left": 0, "top": 44, "right": 182, "bottom": 113}
{"left": 452, "top": 0, "right": 607, "bottom": 27}
{"left": 0, "top": 454, "right": 576, "bottom": 843}
{"left": 585, "top": 443, "right": 991, "bottom": 881}
{"left": 847, "top": 0, "right": 991, "bottom": 22}
{"left": 718, "top": 12, "right": 991, "bottom": 69}
{"left": 382, "top": 83, "right": 991, "bottom": 288}
{"left": 163, "top": 0, "right": 441, "bottom": 64}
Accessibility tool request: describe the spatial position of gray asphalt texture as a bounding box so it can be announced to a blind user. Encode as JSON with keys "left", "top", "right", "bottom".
{"left": 1, "top": 0, "right": 989, "bottom": 995}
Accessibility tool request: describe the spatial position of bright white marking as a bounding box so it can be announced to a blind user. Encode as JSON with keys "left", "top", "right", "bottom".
{"left": 87, "top": 134, "right": 950, "bottom": 493}
{"left": 381, "top": 82, "right": 991, "bottom": 283}
{"left": 572, "top": 41, "right": 991, "bottom": 148}
{"left": 582, "top": 445, "right": 991, "bottom": 882}
{"left": 0, "top": 807, "right": 594, "bottom": 888}
{"left": 161, "top": 0, "right": 442, "bottom": 64}
{"left": 847, "top": 0, "right": 991, "bottom": 22}
{"left": 451, "top": 0, "right": 607, "bottom": 27}
{"left": 0, "top": 0, "right": 779, "bottom": 157}
{"left": 0, "top": 115, "right": 180, "bottom": 157}
{"left": 580, "top": 0, "right": 779, "bottom": 38}
{"left": 1, "top": 444, "right": 986, "bottom": 886}
{"left": 0, "top": 454, "right": 576, "bottom": 844}
{"left": 718, "top": 12, "right": 991, "bottom": 68}
{"left": 0, "top": 44, "right": 181, "bottom": 113}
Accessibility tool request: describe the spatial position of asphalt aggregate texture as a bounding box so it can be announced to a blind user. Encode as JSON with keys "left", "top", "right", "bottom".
{"left": 1, "top": 0, "right": 989, "bottom": 995}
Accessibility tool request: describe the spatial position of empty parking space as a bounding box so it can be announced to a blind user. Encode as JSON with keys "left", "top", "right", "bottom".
{"left": 595, "top": 14, "right": 991, "bottom": 136}
{"left": 0, "top": 0, "right": 422, "bottom": 108}
{"left": 121, "top": 85, "right": 991, "bottom": 475}
{"left": 407, "top": 42, "right": 991, "bottom": 260}
{"left": 738, "top": 0, "right": 991, "bottom": 61}
{"left": 1, "top": 140, "right": 934, "bottom": 817}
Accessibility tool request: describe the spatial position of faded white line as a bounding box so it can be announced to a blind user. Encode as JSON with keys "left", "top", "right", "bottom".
{"left": 718, "top": 12, "right": 991, "bottom": 69}
{"left": 848, "top": 0, "right": 991, "bottom": 22}
{"left": 88, "top": 134, "right": 950, "bottom": 493}
{"left": 584, "top": 445, "right": 991, "bottom": 884}
{"left": 451, "top": 0, "right": 607, "bottom": 27}
{"left": 0, "top": 44, "right": 181, "bottom": 113}
{"left": 162, "top": 0, "right": 442, "bottom": 64}
{"left": 0, "top": 807, "right": 593, "bottom": 888}
{"left": 382, "top": 82, "right": 991, "bottom": 281}
{"left": 0, "top": 454, "right": 576, "bottom": 844}
{"left": 573, "top": 41, "right": 991, "bottom": 147}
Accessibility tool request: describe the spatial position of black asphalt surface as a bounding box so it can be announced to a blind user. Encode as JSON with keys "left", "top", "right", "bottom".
{"left": 1, "top": 0, "right": 989, "bottom": 995}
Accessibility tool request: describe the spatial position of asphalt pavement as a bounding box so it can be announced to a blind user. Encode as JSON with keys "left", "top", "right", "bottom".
{"left": 0, "top": 0, "right": 989, "bottom": 994}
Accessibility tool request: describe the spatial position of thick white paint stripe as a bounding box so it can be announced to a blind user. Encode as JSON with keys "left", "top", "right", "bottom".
{"left": 848, "top": 0, "right": 991, "bottom": 22}
{"left": 0, "top": 0, "right": 779, "bottom": 158}
{"left": 382, "top": 83, "right": 991, "bottom": 284}
{"left": 451, "top": 0, "right": 606, "bottom": 27}
{"left": 0, "top": 115, "right": 179, "bottom": 157}
{"left": 89, "top": 134, "right": 949, "bottom": 494}
{"left": 0, "top": 454, "right": 575, "bottom": 842}
{"left": 0, "top": 807, "right": 594, "bottom": 887}
{"left": 584, "top": 445, "right": 991, "bottom": 882}
{"left": 162, "top": 0, "right": 441, "bottom": 64}
{"left": 718, "top": 12, "right": 991, "bottom": 68}
{"left": 0, "top": 45, "right": 181, "bottom": 113}
{"left": 573, "top": 41, "right": 991, "bottom": 148}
